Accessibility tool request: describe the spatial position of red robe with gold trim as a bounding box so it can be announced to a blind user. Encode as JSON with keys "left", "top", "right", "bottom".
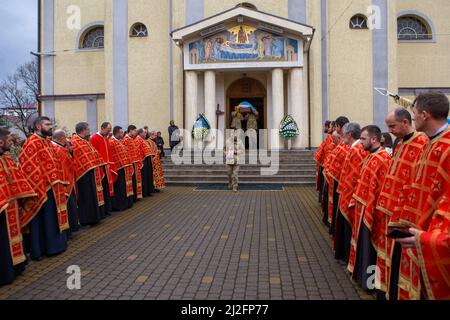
{"left": 147, "top": 138, "right": 166, "bottom": 189}
{"left": 324, "top": 143, "right": 350, "bottom": 225}
{"left": 123, "top": 135, "right": 143, "bottom": 199}
{"left": 109, "top": 137, "right": 134, "bottom": 198}
{"left": 135, "top": 136, "right": 152, "bottom": 160}
{"left": 52, "top": 142, "right": 76, "bottom": 197}
{"left": 0, "top": 154, "right": 36, "bottom": 266}
{"left": 90, "top": 133, "right": 118, "bottom": 196}
{"left": 19, "top": 134, "right": 69, "bottom": 232}
{"left": 320, "top": 140, "right": 337, "bottom": 212}
{"left": 376, "top": 132, "right": 429, "bottom": 297}
{"left": 71, "top": 134, "right": 106, "bottom": 206}
{"left": 337, "top": 143, "right": 369, "bottom": 227}
{"left": 401, "top": 127, "right": 450, "bottom": 300}
{"left": 314, "top": 134, "right": 333, "bottom": 191}
{"left": 348, "top": 148, "right": 390, "bottom": 275}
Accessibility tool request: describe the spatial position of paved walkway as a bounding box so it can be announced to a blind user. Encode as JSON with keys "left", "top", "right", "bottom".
{"left": 0, "top": 187, "right": 372, "bottom": 300}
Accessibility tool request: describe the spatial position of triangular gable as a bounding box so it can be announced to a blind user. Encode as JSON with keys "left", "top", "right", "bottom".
{"left": 172, "top": 5, "right": 315, "bottom": 46}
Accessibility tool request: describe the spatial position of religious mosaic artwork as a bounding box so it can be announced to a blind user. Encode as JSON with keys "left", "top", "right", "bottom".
{"left": 188, "top": 24, "right": 299, "bottom": 64}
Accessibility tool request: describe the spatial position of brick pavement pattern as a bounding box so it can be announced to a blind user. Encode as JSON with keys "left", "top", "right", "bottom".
{"left": 0, "top": 187, "right": 372, "bottom": 300}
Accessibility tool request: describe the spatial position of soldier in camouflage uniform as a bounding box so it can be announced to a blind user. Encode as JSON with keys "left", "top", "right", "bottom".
{"left": 225, "top": 132, "right": 245, "bottom": 192}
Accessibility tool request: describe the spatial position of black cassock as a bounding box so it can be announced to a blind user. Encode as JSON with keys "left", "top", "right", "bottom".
{"left": 67, "top": 189, "right": 80, "bottom": 235}
{"left": 101, "top": 167, "right": 112, "bottom": 216}
{"left": 318, "top": 166, "right": 324, "bottom": 203}
{"left": 322, "top": 181, "right": 330, "bottom": 227}
{"left": 141, "top": 156, "right": 155, "bottom": 198}
{"left": 388, "top": 243, "right": 402, "bottom": 300}
{"left": 132, "top": 172, "right": 139, "bottom": 203}
{"left": 0, "top": 212, "right": 27, "bottom": 285}
{"left": 27, "top": 190, "right": 68, "bottom": 260}
{"left": 111, "top": 168, "right": 134, "bottom": 212}
{"left": 329, "top": 180, "right": 340, "bottom": 235}
{"left": 334, "top": 208, "right": 352, "bottom": 263}
{"left": 353, "top": 223, "right": 377, "bottom": 292}
{"left": 77, "top": 169, "right": 102, "bottom": 226}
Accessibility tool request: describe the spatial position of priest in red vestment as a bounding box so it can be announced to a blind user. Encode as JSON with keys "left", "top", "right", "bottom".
{"left": 323, "top": 117, "right": 350, "bottom": 236}
{"left": 72, "top": 122, "right": 106, "bottom": 225}
{"left": 136, "top": 129, "right": 155, "bottom": 197}
{"left": 109, "top": 126, "right": 134, "bottom": 212}
{"left": 148, "top": 131, "right": 166, "bottom": 190}
{"left": 321, "top": 130, "right": 339, "bottom": 227}
{"left": 0, "top": 128, "right": 37, "bottom": 285}
{"left": 376, "top": 109, "right": 429, "bottom": 299}
{"left": 19, "top": 117, "right": 69, "bottom": 261}
{"left": 347, "top": 125, "right": 390, "bottom": 295}
{"left": 396, "top": 92, "right": 450, "bottom": 300}
{"left": 314, "top": 121, "right": 332, "bottom": 203}
{"left": 90, "top": 122, "right": 118, "bottom": 214}
{"left": 123, "top": 125, "right": 143, "bottom": 201}
{"left": 52, "top": 130, "right": 80, "bottom": 234}
{"left": 334, "top": 122, "right": 367, "bottom": 263}
{"left": 314, "top": 122, "right": 331, "bottom": 192}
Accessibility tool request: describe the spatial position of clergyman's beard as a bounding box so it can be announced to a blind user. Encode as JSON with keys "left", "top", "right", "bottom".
{"left": 41, "top": 129, "right": 53, "bottom": 137}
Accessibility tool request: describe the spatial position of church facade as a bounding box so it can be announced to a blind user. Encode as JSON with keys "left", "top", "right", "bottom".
{"left": 38, "top": 0, "right": 450, "bottom": 149}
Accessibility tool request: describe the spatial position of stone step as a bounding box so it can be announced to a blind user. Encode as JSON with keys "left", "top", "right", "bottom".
{"left": 164, "top": 153, "right": 314, "bottom": 159}
{"left": 165, "top": 175, "right": 315, "bottom": 182}
{"left": 164, "top": 169, "right": 315, "bottom": 175}
{"left": 165, "top": 180, "right": 315, "bottom": 186}
{"left": 162, "top": 157, "right": 315, "bottom": 165}
{"left": 162, "top": 164, "right": 315, "bottom": 169}
{"left": 162, "top": 164, "right": 315, "bottom": 170}
{"left": 162, "top": 150, "right": 316, "bottom": 185}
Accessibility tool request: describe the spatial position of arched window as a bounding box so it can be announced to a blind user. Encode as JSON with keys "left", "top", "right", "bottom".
{"left": 130, "top": 23, "right": 148, "bottom": 37}
{"left": 80, "top": 26, "right": 104, "bottom": 49}
{"left": 236, "top": 2, "right": 257, "bottom": 10}
{"left": 349, "top": 14, "right": 368, "bottom": 29}
{"left": 397, "top": 16, "right": 432, "bottom": 40}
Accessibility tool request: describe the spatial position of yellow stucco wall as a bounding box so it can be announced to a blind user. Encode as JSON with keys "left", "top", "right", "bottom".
{"left": 54, "top": 100, "right": 86, "bottom": 134}
{"left": 328, "top": 0, "right": 374, "bottom": 128}
{"left": 46, "top": 0, "right": 450, "bottom": 148}
{"left": 204, "top": 0, "right": 288, "bottom": 18}
{"left": 128, "top": 0, "right": 170, "bottom": 139}
{"left": 53, "top": 0, "right": 105, "bottom": 95}
{"left": 397, "top": 0, "right": 450, "bottom": 88}
{"left": 172, "top": 0, "right": 186, "bottom": 130}
{"left": 96, "top": 99, "right": 106, "bottom": 128}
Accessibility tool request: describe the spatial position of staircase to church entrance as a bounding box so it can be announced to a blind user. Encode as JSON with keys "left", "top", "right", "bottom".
{"left": 162, "top": 149, "right": 316, "bottom": 186}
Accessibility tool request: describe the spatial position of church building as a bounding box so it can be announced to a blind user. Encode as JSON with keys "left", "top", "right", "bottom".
{"left": 38, "top": 0, "right": 450, "bottom": 149}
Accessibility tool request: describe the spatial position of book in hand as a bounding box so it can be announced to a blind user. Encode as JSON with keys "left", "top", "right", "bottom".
{"left": 386, "top": 227, "right": 414, "bottom": 239}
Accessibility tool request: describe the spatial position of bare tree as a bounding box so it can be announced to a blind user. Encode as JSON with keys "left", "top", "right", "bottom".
{"left": 0, "top": 59, "right": 38, "bottom": 136}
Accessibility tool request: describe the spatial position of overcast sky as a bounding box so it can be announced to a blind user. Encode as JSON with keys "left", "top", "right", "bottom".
{"left": 0, "top": 0, "right": 37, "bottom": 82}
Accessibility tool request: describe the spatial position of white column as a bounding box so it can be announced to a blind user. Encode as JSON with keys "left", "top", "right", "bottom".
{"left": 290, "top": 67, "right": 308, "bottom": 149}
{"left": 185, "top": 70, "right": 198, "bottom": 149}
{"left": 204, "top": 70, "right": 216, "bottom": 148}
{"left": 271, "top": 68, "right": 284, "bottom": 150}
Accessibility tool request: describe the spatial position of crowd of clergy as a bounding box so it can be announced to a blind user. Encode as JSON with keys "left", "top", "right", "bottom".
{"left": 0, "top": 120, "right": 165, "bottom": 287}
{"left": 1, "top": 91, "right": 448, "bottom": 300}
{"left": 314, "top": 91, "right": 449, "bottom": 300}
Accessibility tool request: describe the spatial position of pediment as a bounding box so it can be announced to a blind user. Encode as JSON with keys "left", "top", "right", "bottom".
{"left": 171, "top": 5, "right": 314, "bottom": 47}
{"left": 172, "top": 6, "right": 314, "bottom": 71}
